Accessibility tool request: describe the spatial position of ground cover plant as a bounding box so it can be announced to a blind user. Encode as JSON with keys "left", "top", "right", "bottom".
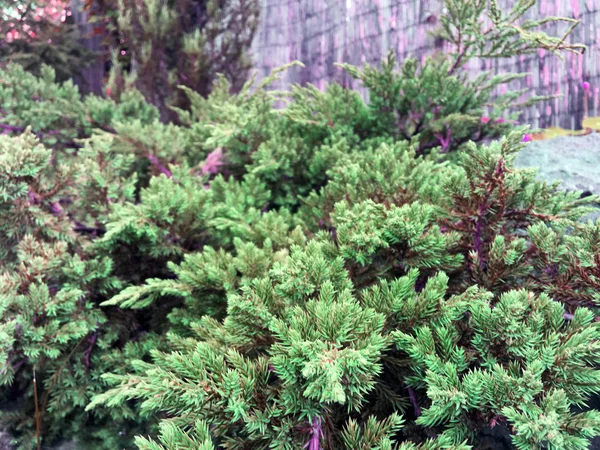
{"left": 0, "top": 0, "right": 598, "bottom": 449}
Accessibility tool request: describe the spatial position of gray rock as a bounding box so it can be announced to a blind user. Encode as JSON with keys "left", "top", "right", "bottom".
{"left": 514, "top": 133, "right": 600, "bottom": 222}
{"left": 476, "top": 423, "right": 514, "bottom": 450}
{"left": 0, "top": 430, "right": 14, "bottom": 450}
{"left": 514, "top": 133, "right": 600, "bottom": 195}
{"left": 0, "top": 430, "right": 81, "bottom": 450}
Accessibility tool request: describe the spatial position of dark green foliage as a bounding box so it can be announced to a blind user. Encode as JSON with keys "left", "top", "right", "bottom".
{"left": 0, "top": 130, "right": 139, "bottom": 448}
{"left": 107, "top": 0, "right": 260, "bottom": 122}
{"left": 0, "top": 131, "right": 77, "bottom": 264}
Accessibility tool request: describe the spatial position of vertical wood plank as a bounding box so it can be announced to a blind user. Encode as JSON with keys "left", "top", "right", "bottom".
{"left": 70, "top": 0, "right": 104, "bottom": 96}
{"left": 251, "top": 0, "right": 600, "bottom": 129}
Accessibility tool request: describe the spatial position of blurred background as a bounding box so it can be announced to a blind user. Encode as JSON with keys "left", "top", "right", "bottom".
{"left": 253, "top": 0, "right": 600, "bottom": 130}
{"left": 2, "top": 0, "right": 599, "bottom": 130}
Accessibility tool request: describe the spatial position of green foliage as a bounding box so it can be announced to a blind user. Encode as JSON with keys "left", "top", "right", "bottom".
{"left": 394, "top": 287, "right": 600, "bottom": 446}
{"left": 297, "top": 140, "right": 449, "bottom": 230}
{"left": 0, "top": 0, "right": 596, "bottom": 448}
{"left": 434, "top": 132, "right": 596, "bottom": 292}
{"left": 0, "top": 130, "right": 156, "bottom": 448}
{"left": 0, "top": 63, "right": 158, "bottom": 151}
{"left": 339, "top": 53, "right": 512, "bottom": 153}
{"left": 0, "top": 131, "right": 77, "bottom": 265}
{"left": 91, "top": 213, "right": 600, "bottom": 449}
{"left": 436, "top": 0, "right": 584, "bottom": 67}
{"left": 135, "top": 419, "right": 215, "bottom": 450}
{"left": 0, "top": 64, "right": 89, "bottom": 148}
{"left": 88, "top": 135, "right": 600, "bottom": 450}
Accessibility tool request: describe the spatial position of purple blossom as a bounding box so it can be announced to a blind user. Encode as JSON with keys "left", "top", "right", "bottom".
{"left": 582, "top": 81, "right": 591, "bottom": 92}
{"left": 522, "top": 134, "right": 532, "bottom": 142}
{"left": 200, "top": 148, "right": 224, "bottom": 176}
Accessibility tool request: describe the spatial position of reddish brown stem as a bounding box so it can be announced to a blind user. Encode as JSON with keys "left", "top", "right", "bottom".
{"left": 408, "top": 387, "right": 421, "bottom": 417}
{"left": 147, "top": 153, "right": 172, "bottom": 178}
{"left": 33, "top": 368, "right": 41, "bottom": 450}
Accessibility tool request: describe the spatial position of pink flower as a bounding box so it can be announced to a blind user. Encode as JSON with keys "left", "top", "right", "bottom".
{"left": 582, "top": 81, "right": 591, "bottom": 92}
{"left": 495, "top": 118, "right": 505, "bottom": 123}
{"left": 522, "top": 134, "right": 532, "bottom": 142}
{"left": 200, "top": 148, "right": 224, "bottom": 175}
{"left": 481, "top": 116, "right": 490, "bottom": 124}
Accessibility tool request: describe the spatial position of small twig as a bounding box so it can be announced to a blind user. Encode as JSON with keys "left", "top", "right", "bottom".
{"left": 304, "top": 416, "right": 323, "bottom": 450}
{"left": 146, "top": 153, "right": 172, "bottom": 178}
{"left": 40, "top": 336, "right": 88, "bottom": 423}
{"left": 434, "top": 128, "right": 452, "bottom": 153}
{"left": 0, "top": 123, "right": 83, "bottom": 148}
{"left": 83, "top": 332, "right": 98, "bottom": 370}
{"left": 12, "top": 358, "right": 28, "bottom": 373}
{"left": 0, "top": 357, "right": 28, "bottom": 377}
{"left": 33, "top": 367, "right": 41, "bottom": 450}
{"left": 408, "top": 387, "right": 421, "bottom": 417}
{"left": 448, "top": 28, "right": 464, "bottom": 76}
{"left": 474, "top": 205, "right": 485, "bottom": 269}
{"left": 0, "top": 123, "right": 25, "bottom": 133}
{"left": 552, "top": 19, "right": 580, "bottom": 52}
{"left": 73, "top": 222, "right": 105, "bottom": 234}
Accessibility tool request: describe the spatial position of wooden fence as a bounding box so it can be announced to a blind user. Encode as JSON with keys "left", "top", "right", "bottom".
{"left": 250, "top": 0, "right": 600, "bottom": 130}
